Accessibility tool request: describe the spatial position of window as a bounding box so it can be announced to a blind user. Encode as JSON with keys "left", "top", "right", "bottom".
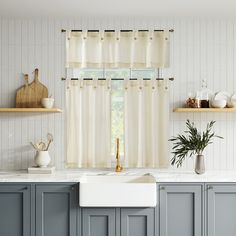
{"left": 71, "top": 68, "right": 159, "bottom": 160}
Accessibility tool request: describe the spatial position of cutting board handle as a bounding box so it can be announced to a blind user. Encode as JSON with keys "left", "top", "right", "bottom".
{"left": 24, "top": 74, "right": 29, "bottom": 87}
{"left": 34, "top": 68, "right": 39, "bottom": 83}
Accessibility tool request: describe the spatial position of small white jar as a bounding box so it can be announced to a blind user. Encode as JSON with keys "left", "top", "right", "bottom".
{"left": 34, "top": 151, "right": 51, "bottom": 168}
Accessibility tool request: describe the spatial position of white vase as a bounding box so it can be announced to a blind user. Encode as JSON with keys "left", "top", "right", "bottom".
{"left": 34, "top": 151, "right": 51, "bottom": 168}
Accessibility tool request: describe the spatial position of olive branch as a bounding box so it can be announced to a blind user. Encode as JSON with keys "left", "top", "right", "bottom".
{"left": 169, "top": 120, "right": 223, "bottom": 167}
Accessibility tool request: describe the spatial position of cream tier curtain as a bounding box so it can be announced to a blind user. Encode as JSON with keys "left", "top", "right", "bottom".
{"left": 66, "top": 78, "right": 170, "bottom": 168}
{"left": 66, "top": 79, "right": 111, "bottom": 168}
{"left": 124, "top": 79, "right": 169, "bottom": 168}
{"left": 66, "top": 31, "right": 170, "bottom": 69}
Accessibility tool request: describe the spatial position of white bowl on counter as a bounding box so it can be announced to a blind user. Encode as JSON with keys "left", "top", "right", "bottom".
{"left": 211, "top": 99, "right": 227, "bottom": 108}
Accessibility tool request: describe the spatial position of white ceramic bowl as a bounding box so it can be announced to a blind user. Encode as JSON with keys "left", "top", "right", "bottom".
{"left": 230, "top": 99, "right": 236, "bottom": 108}
{"left": 211, "top": 99, "right": 227, "bottom": 108}
{"left": 41, "top": 98, "right": 54, "bottom": 109}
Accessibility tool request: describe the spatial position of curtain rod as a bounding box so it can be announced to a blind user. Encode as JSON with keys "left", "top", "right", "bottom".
{"left": 61, "top": 77, "right": 174, "bottom": 81}
{"left": 61, "top": 29, "right": 174, "bottom": 33}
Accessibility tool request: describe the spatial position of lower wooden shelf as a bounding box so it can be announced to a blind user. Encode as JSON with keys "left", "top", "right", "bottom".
{"left": 0, "top": 108, "right": 62, "bottom": 113}
{"left": 174, "top": 108, "right": 236, "bottom": 112}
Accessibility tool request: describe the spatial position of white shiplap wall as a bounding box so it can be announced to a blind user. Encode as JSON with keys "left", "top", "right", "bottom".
{"left": 0, "top": 17, "right": 236, "bottom": 171}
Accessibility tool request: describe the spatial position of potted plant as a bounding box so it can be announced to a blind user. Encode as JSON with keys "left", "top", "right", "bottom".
{"left": 169, "top": 120, "right": 223, "bottom": 174}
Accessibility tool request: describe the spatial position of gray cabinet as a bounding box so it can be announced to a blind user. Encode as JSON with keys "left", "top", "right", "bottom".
{"left": 159, "top": 184, "right": 203, "bottom": 236}
{"left": 82, "top": 208, "right": 116, "bottom": 236}
{"left": 121, "top": 208, "right": 155, "bottom": 236}
{"left": 0, "top": 184, "right": 31, "bottom": 236}
{"left": 81, "top": 207, "right": 155, "bottom": 236}
{"left": 36, "top": 184, "right": 78, "bottom": 236}
{"left": 207, "top": 184, "right": 236, "bottom": 236}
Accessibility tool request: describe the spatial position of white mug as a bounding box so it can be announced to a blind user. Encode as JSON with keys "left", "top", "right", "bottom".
{"left": 41, "top": 98, "right": 54, "bottom": 109}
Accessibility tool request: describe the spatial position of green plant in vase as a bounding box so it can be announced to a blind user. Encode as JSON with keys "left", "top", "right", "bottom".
{"left": 169, "top": 120, "right": 223, "bottom": 174}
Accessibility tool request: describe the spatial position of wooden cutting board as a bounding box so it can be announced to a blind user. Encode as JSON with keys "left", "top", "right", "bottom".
{"left": 16, "top": 69, "right": 48, "bottom": 108}
{"left": 28, "top": 68, "right": 48, "bottom": 108}
{"left": 16, "top": 74, "right": 34, "bottom": 108}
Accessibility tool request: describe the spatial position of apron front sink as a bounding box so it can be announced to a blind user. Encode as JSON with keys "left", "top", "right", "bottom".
{"left": 79, "top": 175, "right": 156, "bottom": 207}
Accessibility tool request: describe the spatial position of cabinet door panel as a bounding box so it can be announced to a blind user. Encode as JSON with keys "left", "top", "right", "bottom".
{"left": 82, "top": 208, "right": 116, "bottom": 236}
{"left": 159, "top": 185, "right": 202, "bottom": 236}
{"left": 36, "top": 184, "right": 78, "bottom": 236}
{"left": 121, "top": 208, "right": 155, "bottom": 236}
{"left": 207, "top": 185, "right": 236, "bottom": 236}
{"left": 0, "top": 184, "right": 31, "bottom": 236}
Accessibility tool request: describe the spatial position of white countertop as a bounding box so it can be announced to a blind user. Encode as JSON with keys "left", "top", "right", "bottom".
{"left": 0, "top": 169, "right": 236, "bottom": 182}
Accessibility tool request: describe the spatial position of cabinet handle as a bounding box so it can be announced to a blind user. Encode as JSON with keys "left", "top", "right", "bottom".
{"left": 71, "top": 187, "right": 75, "bottom": 191}
{"left": 21, "top": 186, "right": 28, "bottom": 191}
{"left": 208, "top": 186, "right": 213, "bottom": 190}
{"left": 160, "top": 186, "right": 165, "bottom": 190}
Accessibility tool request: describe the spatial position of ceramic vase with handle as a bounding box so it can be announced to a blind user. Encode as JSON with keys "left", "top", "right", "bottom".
{"left": 195, "top": 154, "right": 205, "bottom": 174}
{"left": 34, "top": 151, "right": 51, "bottom": 168}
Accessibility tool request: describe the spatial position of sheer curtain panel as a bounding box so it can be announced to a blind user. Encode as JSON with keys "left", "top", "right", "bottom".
{"left": 124, "top": 79, "right": 170, "bottom": 168}
{"left": 66, "top": 79, "right": 111, "bottom": 168}
{"left": 66, "top": 31, "right": 170, "bottom": 69}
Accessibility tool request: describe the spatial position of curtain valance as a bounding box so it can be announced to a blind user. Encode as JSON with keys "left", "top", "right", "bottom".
{"left": 66, "top": 31, "right": 170, "bottom": 69}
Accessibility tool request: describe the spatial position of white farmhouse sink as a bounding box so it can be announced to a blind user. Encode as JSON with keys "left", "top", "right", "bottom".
{"left": 79, "top": 175, "right": 157, "bottom": 207}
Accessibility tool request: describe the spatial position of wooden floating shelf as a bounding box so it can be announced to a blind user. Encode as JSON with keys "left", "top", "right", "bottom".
{"left": 174, "top": 108, "right": 236, "bottom": 113}
{"left": 0, "top": 108, "right": 62, "bottom": 113}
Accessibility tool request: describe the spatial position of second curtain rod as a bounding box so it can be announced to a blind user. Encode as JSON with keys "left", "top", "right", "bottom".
{"left": 61, "top": 29, "right": 174, "bottom": 33}
{"left": 61, "top": 77, "right": 174, "bottom": 81}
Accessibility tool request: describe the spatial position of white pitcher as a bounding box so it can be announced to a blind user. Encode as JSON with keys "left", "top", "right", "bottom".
{"left": 34, "top": 151, "right": 51, "bottom": 168}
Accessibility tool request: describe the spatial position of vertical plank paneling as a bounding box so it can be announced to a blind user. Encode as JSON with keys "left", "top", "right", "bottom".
{"left": 0, "top": 17, "right": 236, "bottom": 170}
